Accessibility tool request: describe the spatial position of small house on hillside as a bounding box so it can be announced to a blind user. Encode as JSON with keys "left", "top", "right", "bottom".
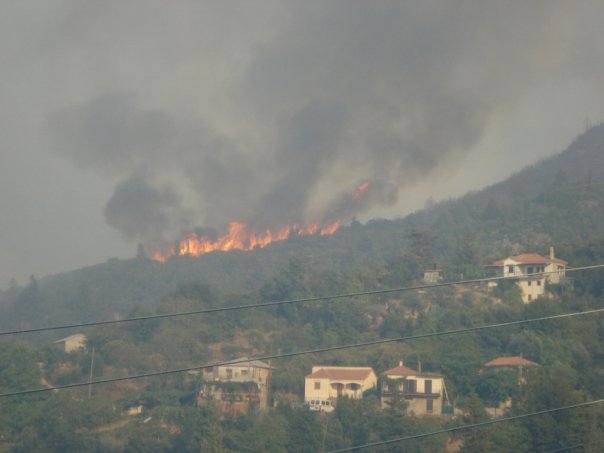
{"left": 381, "top": 361, "right": 449, "bottom": 416}
{"left": 54, "top": 333, "right": 86, "bottom": 353}
{"left": 423, "top": 267, "right": 443, "bottom": 285}
{"left": 485, "top": 247, "right": 567, "bottom": 303}
{"left": 484, "top": 355, "right": 538, "bottom": 383}
{"left": 304, "top": 366, "right": 377, "bottom": 410}
{"left": 482, "top": 356, "right": 539, "bottom": 416}
{"left": 199, "top": 357, "right": 274, "bottom": 411}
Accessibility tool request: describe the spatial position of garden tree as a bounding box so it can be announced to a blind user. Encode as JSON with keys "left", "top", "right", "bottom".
{"left": 381, "top": 378, "right": 409, "bottom": 415}
{"left": 425, "top": 334, "right": 484, "bottom": 396}
{"left": 167, "top": 405, "right": 224, "bottom": 452}
{"left": 227, "top": 411, "right": 289, "bottom": 453}
{"left": 480, "top": 421, "right": 532, "bottom": 453}
{"left": 10, "top": 393, "right": 116, "bottom": 453}
{"left": 512, "top": 363, "right": 602, "bottom": 452}
{"left": 459, "top": 393, "right": 493, "bottom": 453}
{"left": 333, "top": 396, "right": 382, "bottom": 447}
{"left": 276, "top": 403, "right": 322, "bottom": 453}
{"left": 475, "top": 369, "right": 518, "bottom": 409}
{"left": 0, "top": 340, "right": 40, "bottom": 393}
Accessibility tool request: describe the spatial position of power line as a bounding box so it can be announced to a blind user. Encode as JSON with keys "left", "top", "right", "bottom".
{"left": 544, "top": 438, "right": 604, "bottom": 453}
{"left": 1, "top": 306, "right": 603, "bottom": 398}
{"left": 327, "top": 399, "right": 604, "bottom": 452}
{"left": 2, "top": 263, "right": 602, "bottom": 337}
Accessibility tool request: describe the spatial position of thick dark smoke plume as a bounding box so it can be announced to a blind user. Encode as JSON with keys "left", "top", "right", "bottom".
{"left": 48, "top": 1, "right": 584, "bottom": 248}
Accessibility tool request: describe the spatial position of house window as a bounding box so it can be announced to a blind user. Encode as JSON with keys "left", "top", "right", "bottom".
{"left": 537, "top": 280, "right": 542, "bottom": 286}
{"left": 314, "top": 381, "right": 321, "bottom": 390}
{"left": 226, "top": 368, "right": 233, "bottom": 379}
{"left": 508, "top": 265, "right": 514, "bottom": 274}
{"left": 528, "top": 281, "right": 531, "bottom": 286}
{"left": 426, "top": 399, "right": 433, "bottom": 413}
{"left": 528, "top": 295, "right": 532, "bottom": 301}
{"left": 527, "top": 266, "right": 533, "bottom": 274}
{"left": 424, "top": 380, "right": 432, "bottom": 394}
{"left": 241, "top": 369, "right": 248, "bottom": 376}
{"left": 405, "top": 379, "right": 417, "bottom": 393}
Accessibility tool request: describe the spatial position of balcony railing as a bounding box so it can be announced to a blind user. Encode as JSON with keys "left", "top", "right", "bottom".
{"left": 381, "top": 389, "right": 440, "bottom": 398}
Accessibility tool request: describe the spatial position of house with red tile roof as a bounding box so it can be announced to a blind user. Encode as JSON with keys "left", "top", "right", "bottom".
{"left": 482, "top": 356, "right": 539, "bottom": 415}
{"left": 484, "top": 356, "right": 538, "bottom": 368}
{"left": 304, "top": 366, "right": 377, "bottom": 410}
{"left": 485, "top": 247, "right": 567, "bottom": 302}
{"left": 381, "top": 361, "right": 449, "bottom": 416}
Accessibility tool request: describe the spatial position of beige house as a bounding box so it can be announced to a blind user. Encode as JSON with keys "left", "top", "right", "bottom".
{"left": 381, "top": 361, "right": 447, "bottom": 416}
{"left": 199, "top": 357, "right": 274, "bottom": 410}
{"left": 486, "top": 247, "right": 567, "bottom": 303}
{"left": 423, "top": 268, "right": 443, "bottom": 285}
{"left": 54, "top": 333, "right": 86, "bottom": 353}
{"left": 304, "top": 366, "right": 377, "bottom": 408}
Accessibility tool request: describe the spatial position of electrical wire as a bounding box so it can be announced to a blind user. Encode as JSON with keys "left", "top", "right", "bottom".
{"left": 544, "top": 438, "right": 604, "bottom": 452}
{"left": 1, "top": 306, "right": 603, "bottom": 398}
{"left": 1, "top": 263, "right": 601, "bottom": 337}
{"left": 327, "top": 399, "right": 604, "bottom": 452}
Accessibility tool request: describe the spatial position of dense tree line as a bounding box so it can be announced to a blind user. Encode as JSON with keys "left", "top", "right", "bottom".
{"left": 1, "top": 125, "right": 604, "bottom": 450}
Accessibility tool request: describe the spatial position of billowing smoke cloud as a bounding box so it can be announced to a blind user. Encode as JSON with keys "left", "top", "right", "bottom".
{"left": 46, "top": 1, "right": 591, "bottom": 249}
{"left": 104, "top": 174, "right": 191, "bottom": 243}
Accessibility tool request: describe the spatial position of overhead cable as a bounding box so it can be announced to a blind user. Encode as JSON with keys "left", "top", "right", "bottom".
{"left": 327, "top": 399, "right": 604, "bottom": 452}
{"left": 1, "top": 263, "right": 602, "bottom": 337}
{"left": 1, "top": 306, "right": 603, "bottom": 398}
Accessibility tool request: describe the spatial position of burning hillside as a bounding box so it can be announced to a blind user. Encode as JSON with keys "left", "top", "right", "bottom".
{"left": 152, "top": 220, "right": 340, "bottom": 261}
{"left": 150, "top": 180, "right": 374, "bottom": 261}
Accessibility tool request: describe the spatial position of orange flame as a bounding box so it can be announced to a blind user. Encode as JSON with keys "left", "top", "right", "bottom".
{"left": 153, "top": 220, "right": 340, "bottom": 261}
{"left": 151, "top": 179, "right": 371, "bottom": 261}
{"left": 352, "top": 180, "right": 370, "bottom": 200}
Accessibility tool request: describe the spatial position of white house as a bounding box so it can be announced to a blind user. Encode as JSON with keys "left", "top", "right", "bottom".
{"left": 486, "top": 247, "right": 567, "bottom": 303}
{"left": 381, "top": 361, "right": 448, "bottom": 416}
{"left": 304, "top": 366, "right": 377, "bottom": 409}
{"left": 54, "top": 333, "right": 86, "bottom": 353}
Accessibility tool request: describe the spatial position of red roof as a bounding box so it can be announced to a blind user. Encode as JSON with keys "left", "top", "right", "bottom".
{"left": 383, "top": 364, "right": 420, "bottom": 377}
{"left": 489, "top": 253, "right": 567, "bottom": 266}
{"left": 306, "top": 367, "right": 374, "bottom": 381}
{"left": 485, "top": 356, "right": 538, "bottom": 367}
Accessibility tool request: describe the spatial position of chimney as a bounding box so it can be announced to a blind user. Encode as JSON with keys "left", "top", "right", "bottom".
{"left": 550, "top": 247, "right": 555, "bottom": 260}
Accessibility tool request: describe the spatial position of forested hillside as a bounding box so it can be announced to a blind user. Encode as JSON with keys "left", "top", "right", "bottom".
{"left": 3, "top": 124, "right": 604, "bottom": 327}
{"left": 1, "top": 125, "right": 604, "bottom": 451}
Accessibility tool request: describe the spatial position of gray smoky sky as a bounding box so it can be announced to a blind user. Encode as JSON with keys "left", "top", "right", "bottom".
{"left": 2, "top": 1, "right": 604, "bottom": 284}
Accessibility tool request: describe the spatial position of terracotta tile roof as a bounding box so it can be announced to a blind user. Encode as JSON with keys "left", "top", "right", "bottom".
{"left": 383, "top": 364, "right": 420, "bottom": 377}
{"left": 488, "top": 253, "right": 567, "bottom": 266}
{"left": 485, "top": 356, "right": 538, "bottom": 367}
{"left": 306, "top": 367, "right": 375, "bottom": 381}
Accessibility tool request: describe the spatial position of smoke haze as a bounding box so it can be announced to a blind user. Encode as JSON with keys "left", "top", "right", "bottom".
{"left": 2, "top": 1, "right": 604, "bottom": 281}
